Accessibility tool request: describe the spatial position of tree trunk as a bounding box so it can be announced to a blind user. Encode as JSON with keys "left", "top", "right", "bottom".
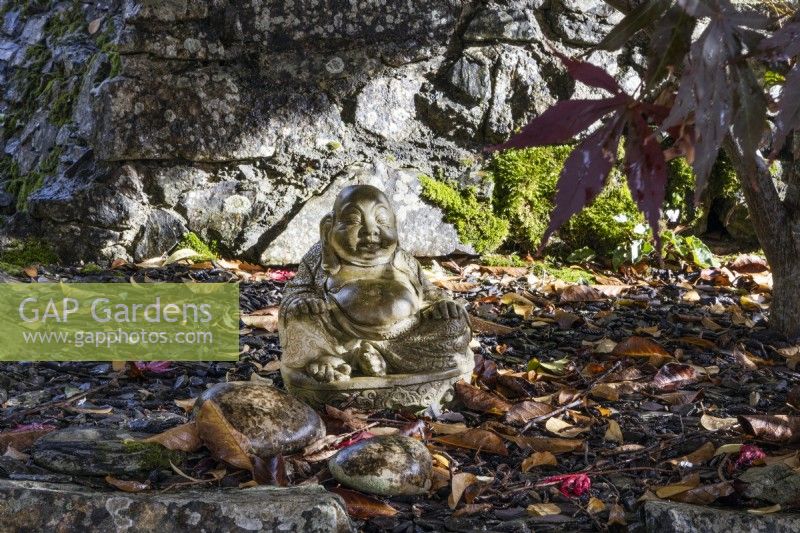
{"left": 724, "top": 136, "right": 800, "bottom": 340}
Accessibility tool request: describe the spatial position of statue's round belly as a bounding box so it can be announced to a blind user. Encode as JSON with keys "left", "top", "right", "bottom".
{"left": 331, "top": 279, "right": 418, "bottom": 326}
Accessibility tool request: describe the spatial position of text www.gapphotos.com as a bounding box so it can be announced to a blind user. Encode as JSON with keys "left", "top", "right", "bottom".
{"left": 21, "top": 329, "right": 214, "bottom": 348}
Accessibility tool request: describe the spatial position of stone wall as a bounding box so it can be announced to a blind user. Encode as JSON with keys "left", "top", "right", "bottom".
{"left": 0, "top": 0, "right": 642, "bottom": 264}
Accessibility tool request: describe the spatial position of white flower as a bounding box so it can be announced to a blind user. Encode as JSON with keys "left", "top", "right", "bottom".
{"left": 666, "top": 208, "right": 681, "bottom": 223}
{"left": 613, "top": 214, "right": 629, "bottom": 223}
{"left": 633, "top": 223, "right": 648, "bottom": 235}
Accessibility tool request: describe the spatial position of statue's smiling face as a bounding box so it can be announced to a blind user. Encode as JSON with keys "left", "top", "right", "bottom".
{"left": 329, "top": 186, "right": 398, "bottom": 266}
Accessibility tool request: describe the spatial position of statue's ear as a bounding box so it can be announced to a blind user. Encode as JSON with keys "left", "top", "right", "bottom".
{"left": 320, "top": 213, "right": 340, "bottom": 274}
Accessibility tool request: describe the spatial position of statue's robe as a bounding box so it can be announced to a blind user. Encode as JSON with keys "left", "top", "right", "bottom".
{"left": 279, "top": 242, "right": 472, "bottom": 374}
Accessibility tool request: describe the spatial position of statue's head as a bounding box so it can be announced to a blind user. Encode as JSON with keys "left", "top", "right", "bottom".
{"left": 320, "top": 185, "right": 398, "bottom": 271}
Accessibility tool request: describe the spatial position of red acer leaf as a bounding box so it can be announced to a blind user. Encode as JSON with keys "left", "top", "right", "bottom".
{"left": 758, "top": 20, "right": 800, "bottom": 59}
{"left": 735, "top": 444, "right": 766, "bottom": 469}
{"left": 133, "top": 361, "right": 172, "bottom": 373}
{"left": 646, "top": 6, "right": 696, "bottom": 87}
{"left": 336, "top": 431, "right": 375, "bottom": 449}
{"left": 538, "top": 119, "right": 623, "bottom": 251}
{"left": 488, "top": 96, "right": 627, "bottom": 151}
{"left": 538, "top": 473, "right": 591, "bottom": 497}
{"left": 624, "top": 109, "right": 668, "bottom": 250}
{"left": 676, "top": 0, "right": 715, "bottom": 18}
{"left": 554, "top": 52, "right": 623, "bottom": 95}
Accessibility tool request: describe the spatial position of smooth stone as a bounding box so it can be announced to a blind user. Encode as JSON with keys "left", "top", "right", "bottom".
{"left": 643, "top": 500, "right": 800, "bottom": 533}
{"left": 0, "top": 479, "right": 353, "bottom": 533}
{"left": 193, "top": 381, "right": 325, "bottom": 459}
{"left": 329, "top": 435, "right": 432, "bottom": 496}
{"left": 31, "top": 427, "right": 185, "bottom": 476}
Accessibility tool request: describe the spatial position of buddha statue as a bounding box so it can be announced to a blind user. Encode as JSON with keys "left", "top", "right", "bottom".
{"left": 279, "top": 184, "right": 474, "bottom": 410}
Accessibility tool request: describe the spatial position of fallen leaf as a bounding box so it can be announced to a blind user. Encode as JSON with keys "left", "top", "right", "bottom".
{"left": 142, "top": 422, "right": 202, "bottom": 452}
{"left": 468, "top": 315, "right": 516, "bottom": 335}
{"left": 164, "top": 248, "right": 200, "bottom": 266}
{"left": 449, "top": 472, "right": 477, "bottom": 509}
{"left": 657, "top": 390, "right": 703, "bottom": 406}
{"left": 504, "top": 401, "right": 554, "bottom": 426}
{"left": 453, "top": 503, "right": 493, "bottom": 517}
{"left": 480, "top": 265, "right": 529, "bottom": 277}
{"left": 748, "top": 504, "right": 782, "bottom": 515}
{"left": 521, "top": 451, "right": 558, "bottom": 471}
{"left": 175, "top": 397, "right": 197, "bottom": 412}
{"left": 325, "top": 405, "right": 370, "bottom": 431}
{"left": 0, "top": 423, "right": 57, "bottom": 453}
{"left": 22, "top": 266, "right": 38, "bottom": 278}
{"left": 714, "top": 443, "right": 743, "bottom": 456}
{"left": 527, "top": 503, "right": 561, "bottom": 516}
{"left": 669, "top": 441, "right": 714, "bottom": 467}
{"left": 434, "top": 280, "right": 480, "bottom": 292}
{"left": 196, "top": 400, "right": 253, "bottom": 470}
{"left": 434, "top": 429, "right": 508, "bottom": 455}
{"left": 591, "top": 383, "right": 620, "bottom": 401}
{"left": 455, "top": 381, "right": 512, "bottom": 415}
{"left": 505, "top": 435, "right": 584, "bottom": 454}
{"left": 670, "top": 481, "right": 734, "bottom": 505}
{"left": 604, "top": 420, "right": 624, "bottom": 443}
{"left": 607, "top": 503, "right": 626, "bottom": 526}
{"left": 111, "top": 258, "right": 127, "bottom": 269}
{"left": 429, "top": 422, "right": 468, "bottom": 435}
{"left": 651, "top": 363, "right": 697, "bottom": 392}
{"left": 104, "top": 475, "right": 150, "bottom": 492}
{"left": 729, "top": 254, "right": 768, "bottom": 273}
{"left": 87, "top": 16, "right": 103, "bottom": 34}
{"left": 700, "top": 414, "right": 739, "bottom": 432}
{"left": 594, "top": 338, "right": 618, "bottom": 354}
{"left": 586, "top": 497, "right": 606, "bottom": 514}
{"left": 329, "top": 487, "right": 397, "bottom": 519}
{"left": 654, "top": 473, "right": 700, "bottom": 498}
{"left": 560, "top": 284, "right": 604, "bottom": 302}
{"left": 545, "top": 417, "right": 589, "bottom": 438}
{"left": 252, "top": 455, "right": 288, "bottom": 486}
{"left": 738, "top": 415, "right": 800, "bottom": 443}
{"left": 612, "top": 336, "right": 670, "bottom": 358}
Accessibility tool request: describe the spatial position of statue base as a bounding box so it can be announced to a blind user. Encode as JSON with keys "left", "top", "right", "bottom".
{"left": 282, "top": 358, "right": 474, "bottom": 411}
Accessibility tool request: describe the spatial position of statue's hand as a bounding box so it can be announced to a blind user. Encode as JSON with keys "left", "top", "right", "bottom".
{"left": 287, "top": 296, "right": 329, "bottom": 317}
{"left": 306, "top": 356, "right": 351, "bottom": 383}
{"left": 357, "top": 342, "right": 387, "bottom": 377}
{"left": 422, "top": 299, "right": 466, "bottom": 320}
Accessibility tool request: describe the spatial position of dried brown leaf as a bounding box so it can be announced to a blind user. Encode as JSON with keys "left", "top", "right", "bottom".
{"left": 142, "top": 422, "right": 202, "bottom": 453}
{"left": 527, "top": 503, "right": 561, "bottom": 516}
{"left": 560, "top": 284, "right": 604, "bottom": 302}
{"left": 0, "top": 424, "right": 57, "bottom": 453}
{"left": 241, "top": 307, "right": 280, "bottom": 332}
{"left": 505, "top": 435, "right": 584, "bottom": 454}
{"left": 454, "top": 381, "right": 512, "bottom": 415}
{"left": 521, "top": 451, "right": 558, "bottom": 471}
{"left": 434, "top": 429, "right": 509, "bottom": 456}
{"left": 329, "top": 487, "right": 398, "bottom": 519}
{"left": 196, "top": 399, "right": 253, "bottom": 470}
{"left": 670, "top": 481, "right": 734, "bottom": 505}
{"left": 700, "top": 414, "right": 738, "bottom": 432}
{"left": 504, "top": 401, "right": 554, "bottom": 426}
{"left": 612, "top": 336, "right": 670, "bottom": 358}
{"left": 604, "top": 420, "right": 624, "bottom": 443}
{"left": 729, "top": 254, "right": 769, "bottom": 274}
{"left": 651, "top": 363, "right": 697, "bottom": 392}
{"left": 104, "top": 475, "right": 150, "bottom": 493}
{"left": 669, "top": 441, "right": 714, "bottom": 467}
{"left": 468, "top": 315, "right": 516, "bottom": 335}
{"left": 738, "top": 415, "right": 800, "bottom": 443}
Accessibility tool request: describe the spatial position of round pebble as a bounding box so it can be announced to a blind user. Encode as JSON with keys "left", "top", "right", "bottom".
{"left": 194, "top": 381, "right": 325, "bottom": 459}
{"left": 329, "top": 434, "right": 432, "bottom": 496}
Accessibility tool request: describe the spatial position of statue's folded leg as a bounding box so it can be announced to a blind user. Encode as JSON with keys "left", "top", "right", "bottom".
{"left": 378, "top": 314, "right": 472, "bottom": 373}
{"left": 279, "top": 313, "right": 353, "bottom": 381}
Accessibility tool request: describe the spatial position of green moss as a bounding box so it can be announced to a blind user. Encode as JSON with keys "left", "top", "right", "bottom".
{"left": 45, "top": 2, "right": 84, "bottom": 38}
{"left": 665, "top": 157, "right": 698, "bottom": 223}
{"left": 81, "top": 262, "right": 103, "bottom": 274}
{"left": 486, "top": 146, "right": 643, "bottom": 256}
{"left": 530, "top": 260, "right": 595, "bottom": 283}
{"left": 0, "top": 238, "right": 58, "bottom": 274}
{"left": 122, "top": 440, "right": 186, "bottom": 470}
{"left": 709, "top": 153, "right": 739, "bottom": 200}
{"left": 49, "top": 80, "right": 79, "bottom": 125}
{"left": 3, "top": 147, "right": 61, "bottom": 211}
{"left": 95, "top": 22, "right": 120, "bottom": 78}
{"left": 177, "top": 232, "right": 219, "bottom": 261}
{"left": 482, "top": 253, "right": 527, "bottom": 267}
{"left": 419, "top": 175, "right": 509, "bottom": 254}
{"left": 326, "top": 140, "right": 342, "bottom": 151}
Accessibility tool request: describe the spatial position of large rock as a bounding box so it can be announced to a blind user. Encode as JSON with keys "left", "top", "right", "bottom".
{"left": 260, "top": 160, "right": 472, "bottom": 264}
{"left": 0, "top": 0, "right": 644, "bottom": 264}
{"left": 0, "top": 479, "right": 352, "bottom": 532}
{"left": 643, "top": 500, "right": 800, "bottom": 533}
{"left": 740, "top": 463, "right": 800, "bottom": 505}
{"left": 31, "top": 427, "right": 185, "bottom": 476}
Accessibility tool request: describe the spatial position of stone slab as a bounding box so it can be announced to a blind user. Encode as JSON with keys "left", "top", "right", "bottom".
{"left": 0, "top": 479, "right": 353, "bottom": 532}
{"left": 643, "top": 501, "right": 800, "bottom": 533}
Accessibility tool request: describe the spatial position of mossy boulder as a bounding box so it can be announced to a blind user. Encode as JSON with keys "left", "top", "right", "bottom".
{"left": 0, "top": 238, "right": 58, "bottom": 274}
{"left": 419, "top": 175, "right": 509, "bottom": 254}
{"left": 176, "top": 231, "right": 219, "bottom": 261}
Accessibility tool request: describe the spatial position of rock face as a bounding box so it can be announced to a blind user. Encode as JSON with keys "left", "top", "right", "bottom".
{"left": 0, "top": 0, "right": 644, "bottom": 263}
{"left": 643, "top": 500, "right": 800, "bottom": 533}
{"left": 739, "top": 463, "right": 800, "bottom": 506}
{"left": 0, "top": 479, "right": 352, "bottom": 532}
{"left": 194, "top": 381, "right": 326, "bottom": 458}
{"left": 329, "top": 435, "right": 433, "bottom": 496}
{"left": 31, "top": 426, "right": 185, "bottom": 476}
